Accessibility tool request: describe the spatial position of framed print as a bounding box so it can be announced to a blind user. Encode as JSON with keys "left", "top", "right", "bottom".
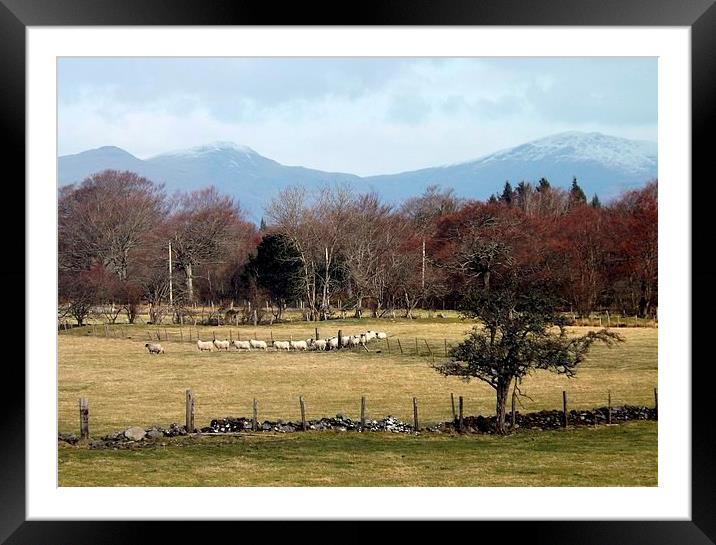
{"left": 3, "top": 0, "right": 714, "bottom": 543}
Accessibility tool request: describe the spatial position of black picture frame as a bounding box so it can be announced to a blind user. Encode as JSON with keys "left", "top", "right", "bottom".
{"left": 2, "top": 0, "right": 713, "bottom": 543}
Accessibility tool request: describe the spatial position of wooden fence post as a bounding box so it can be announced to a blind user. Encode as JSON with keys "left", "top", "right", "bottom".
{"left": 338, "top": 329, "right": 343, "bottom": 349}
{"left": 458, "top": 396, "right": 464, "bottom": 432}
{"left": 386, "top": 338, "right": 391, "bottom": 354}
{"left": 397, "top": 338, "right": 403, "bottom": 354}
{"left": 450, "top": 393, "right": 456, "bottom": 422}
{"left": 229, "top": 329, "right": 233, "bottom": 342}
{"left": 608, "top": 390, "right": 612, "bottom": 424}
{"left": 562, "top": 390, "right": 568, "bottom": 428}
{"left": 360, "top": 396, "right": 366, "bottom": 430}
{"left": 299, "top": 396, "right": 307, "bottom": 431}
{"left": 315, "top": 328, "right": 320, "bottom": 341}
{"left": 412, "top": 397, "right": 419, "bottom": 431}
{"left": 252, "top": 398, "right": 258, "bottom": 431}
{"left": 79, "top": 398, "right": 89, "bottom": 439}
{"left": 654, "top": 387, "right": 658, "bottom": 416}
{"left": 185, "top": 389, "right": 194, "bottom": 433}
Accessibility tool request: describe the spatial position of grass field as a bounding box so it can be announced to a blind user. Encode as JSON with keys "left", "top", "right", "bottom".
{"left": 58, "top": 318, "right": 657, "bottom": 436}
{"left": 57, "top": 317, "right": 657, "bottom": 487}
{"left": 57, "top": 421, "right": 657, "bottom": 486}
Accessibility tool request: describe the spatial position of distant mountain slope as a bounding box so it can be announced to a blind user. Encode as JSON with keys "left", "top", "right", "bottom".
{"left": 59, "top": 132, "right": 657, "bottom": 221}
{"left": 362, "top": 132, "right": 657, "bottom": 203}
{"left": 59, "top": 142, "right": 361, "bottom": 219}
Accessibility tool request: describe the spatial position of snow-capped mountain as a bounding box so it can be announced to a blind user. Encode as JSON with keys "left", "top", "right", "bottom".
{"left": 59, "top": 141, "right": 361, "bottom": 218}
{"left": 58, "top": 132, "right": 657, "bottom": 221}
{"left": 363, "top": 132, "right": 657, "bottom": 203}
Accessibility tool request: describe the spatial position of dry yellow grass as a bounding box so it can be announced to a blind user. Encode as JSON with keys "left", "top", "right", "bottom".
{"left": 58, "top": 319, "right": 657, "bottom": 436}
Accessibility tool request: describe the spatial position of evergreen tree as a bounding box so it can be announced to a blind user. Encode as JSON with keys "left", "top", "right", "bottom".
{"left": 590, "top": 194, "right": 602, "bottom": 208}
{"left": 259, "top": 217, "right": 267, "bottom": 231}
{"left": 537, "top": 177, "right": 551, "bottom": 193}
{"left": 569, "top": 177, "right": 587, "bottom": 205}
{"left": 500, "top": 181, "right": 515, "bottom": 205}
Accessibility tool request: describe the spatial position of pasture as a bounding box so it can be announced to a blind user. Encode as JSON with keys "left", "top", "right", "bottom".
{"left": 58, "top": 317, "right": 657, "bottom": 487}
{"left": 58, "top": 318, "right": 657, "bottom": 436}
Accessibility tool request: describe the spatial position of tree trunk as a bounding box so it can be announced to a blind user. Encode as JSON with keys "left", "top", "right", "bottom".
{"left": 495, "top": 379, "right": 510, "bottom": 434}
{"left": 185, "top": 263, "right": 194, "bottom": 303}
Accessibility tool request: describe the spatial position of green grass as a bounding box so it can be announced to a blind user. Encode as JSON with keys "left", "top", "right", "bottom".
{"left": 58, "top": 421, "right": 657, "bottom": 486}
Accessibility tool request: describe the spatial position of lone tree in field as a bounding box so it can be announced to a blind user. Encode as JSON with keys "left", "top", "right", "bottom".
{"left": 433, "top": 281, "right": 623, "bottom": 434}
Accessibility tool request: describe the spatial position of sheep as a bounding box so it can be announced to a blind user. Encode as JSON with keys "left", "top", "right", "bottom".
{"left": 249, "top": 339, "right": 268, "bottom": 351}
{"left": 376, "top": 332, "right": 388, "bottom": 339}
{"left": 340, "top": 335, "right": 351, "bottom": 347}
{"left": 213, "top": 339, "right": 230, "bottom": 351}
{"left": 312, "top": 339, "right": 327, "bottom": 351}
{"left": 232, "top": 340, "right": 252, "bottom": 351}
{"left": 327, "top": 337, "right": 340, "bottom": 350}
{"left": 273, "top": 340, "right": 291, "bottom": 351}
{"left": 347, "top": 336, "right": 361, "bottom": 348}
{"left": 145, "top": 342, "right": 165, "bottom": 354}
{"left": 196, "top": 340, "right": 213, "bottom": 352}
{"left": 364, "top": 331, "right": 378, "bottom": 341}
{"left": 290, "top": 340, "right": 309, "bottom": 351}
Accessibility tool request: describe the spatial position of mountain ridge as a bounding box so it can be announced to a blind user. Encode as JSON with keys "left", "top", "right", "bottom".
{"left": 59, "top": 131, "right": 658, "bottom": 221}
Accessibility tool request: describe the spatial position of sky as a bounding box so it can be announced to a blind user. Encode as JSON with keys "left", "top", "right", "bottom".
{"left": 58, "top": 57, "right": 657, "bottom": 176}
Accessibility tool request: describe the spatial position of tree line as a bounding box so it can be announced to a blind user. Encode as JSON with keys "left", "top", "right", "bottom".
{"left": 58, "top": 169, "right": 657, "bottom": 325}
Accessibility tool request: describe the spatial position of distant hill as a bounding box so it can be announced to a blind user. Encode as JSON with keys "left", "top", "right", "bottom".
{"left": 59, "top": 132, "right": 657, "bottom": 221}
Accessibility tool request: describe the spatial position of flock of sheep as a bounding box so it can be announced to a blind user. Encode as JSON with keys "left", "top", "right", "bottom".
{"left": 144, "top": 330, "right": 389, "bottom": 355}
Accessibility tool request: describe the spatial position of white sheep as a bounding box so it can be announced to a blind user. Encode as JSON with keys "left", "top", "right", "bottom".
{"left": 290, "top": 340, "right": 309, "bottom": 351}
{"left": 340, "top": 335, "right": 351, "bottom": 347}
{"left": 232, "top": 340, "right": 252, "bottom": 351}
{"left": 213, "top": 339, "right": 230, "bottom": 351}
{"left": 364, "top": 331, "right": 377, "bottom": 341}
{"left": 376, "top": 332, "right": 388, "bottom": 339}
{"left": 327, "top": 337, "right": 339, "bottom": 350}
{"left": 273, "top": 340, "right": 291, "bottom": 351}
{"left": 312, "top": 339, "right": 327, "bottom": 351}
{"left": 145, "top": 342, "right": 165, "bottom": 354}
{"left": 249, "top": 339, "right": 268, "bottom": 350}
{"left": 197, "top": 340, "right": 213, "bottom": 351}
{"left": 347, "top": 336, "right": 361, "bottom": 348}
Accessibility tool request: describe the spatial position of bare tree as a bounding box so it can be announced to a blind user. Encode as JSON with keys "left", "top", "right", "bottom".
{"left": 58, "top": 170, "right": 165, "bottom": 281}
{"left": 168, "top": 187, "right": 244, "bottom": 303}
{"left": 266, "top": 184, "right": 354, "bottom": 321}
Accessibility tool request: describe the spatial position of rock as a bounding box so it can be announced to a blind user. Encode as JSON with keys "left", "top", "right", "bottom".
{"left": 123, "top": 426, "right": 147, "bottom": 441}
{"left": 58, "top": 433, "right": 78, "bottom": 445}
{"left": 145, "top": 428, "right": 164, "bottom": 440}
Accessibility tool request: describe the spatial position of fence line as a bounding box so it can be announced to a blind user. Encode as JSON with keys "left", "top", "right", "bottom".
{"left": 73, "top": 385, "right": 658, "bottom": 440}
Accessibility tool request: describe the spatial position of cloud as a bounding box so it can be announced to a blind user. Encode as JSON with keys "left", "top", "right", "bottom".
{"left": 58, "top": 57, "right": 657, "bottom": 175}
